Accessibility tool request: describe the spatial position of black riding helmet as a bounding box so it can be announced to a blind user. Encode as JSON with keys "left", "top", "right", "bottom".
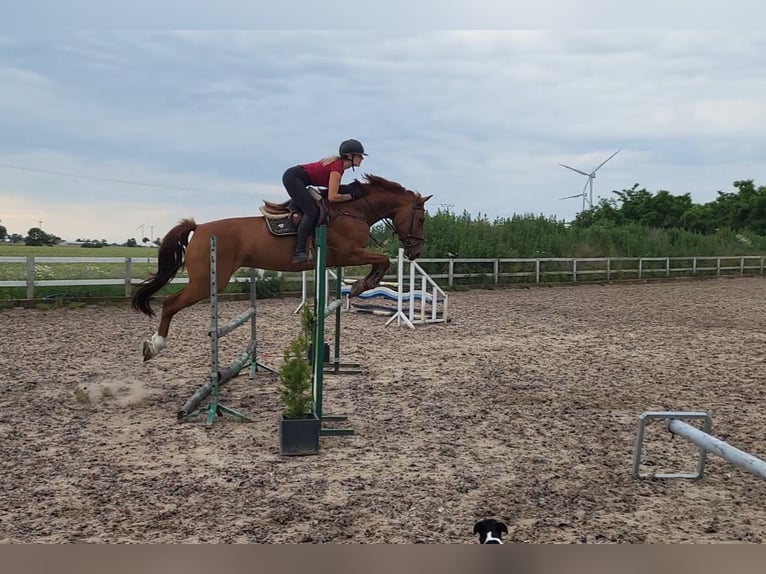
{"left": 339, "top": 139, "right": 368, "bottom": 158}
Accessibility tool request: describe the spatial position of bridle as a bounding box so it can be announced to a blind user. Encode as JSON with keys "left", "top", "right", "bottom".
{"left": 360, "top": 194, "right": 424, "bottom": 250}
{"left": 333, "top": 194, "right": 425, "bottom": 251}
{"left": 395, "top": 199, "right": 426, "bottom": 250}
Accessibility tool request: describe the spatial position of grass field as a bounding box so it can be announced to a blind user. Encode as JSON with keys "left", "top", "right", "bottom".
{"left": 0, "top": 243, "right": 377, "bottom": 284}
{"left": 0, "top": 244, "right": 161, "bottom": 285}
{"left": 0, "top": 244, "right": 158, "bottom": 257}
{"left": 0, "top": 243, "right": 374, "bottom": 304}
{"left": 0, "top": 243, "right": 288, "bottom": 302}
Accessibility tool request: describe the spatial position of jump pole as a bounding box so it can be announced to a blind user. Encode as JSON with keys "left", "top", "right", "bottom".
{"left": 177, "top": 235, "right": 277, "bottom": 427}
{"left": 312, "top": 225, "right": 354, "bottom": 437}
{"left": 633, "top": 411, "right": 766, "bottom": 480}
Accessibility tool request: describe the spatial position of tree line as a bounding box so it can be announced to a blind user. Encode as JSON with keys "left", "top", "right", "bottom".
{"left": 573, "top": 179, "right": 766, "bottom": 235}
{"left": 0, "top": 226, "right": 62, "bottom": 246}
{"left": 0, "top": 223, "right": 160, "bottom": 247}
{"left": 371, "top": 179, "right": 766, "bottom": 259}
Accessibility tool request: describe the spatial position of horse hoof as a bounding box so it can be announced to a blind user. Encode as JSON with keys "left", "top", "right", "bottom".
{"left": 349, "top": 282, "right": 365, "bottom": 298}
{"left": 142, "top": 341, "right": 155, "bottom": 362}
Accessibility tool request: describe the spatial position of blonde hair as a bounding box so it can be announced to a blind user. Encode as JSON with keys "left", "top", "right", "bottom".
{"left": 320, "top": 155, "right": 342, "bottom": 166}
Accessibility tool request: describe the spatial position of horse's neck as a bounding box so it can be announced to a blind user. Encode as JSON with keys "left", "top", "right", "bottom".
{"left": 359, "top": 191, "right": 402, "bottom": 223}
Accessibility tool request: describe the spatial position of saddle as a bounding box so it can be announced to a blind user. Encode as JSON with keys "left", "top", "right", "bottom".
{"left": 260, "top": 186, "right": 330, "bottom": 237}
{"left": 260, "top": 182, "right": 362, "bottom": 237}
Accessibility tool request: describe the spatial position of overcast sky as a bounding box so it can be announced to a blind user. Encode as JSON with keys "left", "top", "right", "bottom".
{"left": 2, "top": 28, "right": 766, "bottom": 243}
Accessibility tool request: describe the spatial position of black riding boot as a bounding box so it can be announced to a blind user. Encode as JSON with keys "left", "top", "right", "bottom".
{"left": 292, "top": 217, "right": 312, "bottom": 264}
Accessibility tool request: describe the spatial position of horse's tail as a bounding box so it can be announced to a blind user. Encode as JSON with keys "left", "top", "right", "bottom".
{"left": 131, "top": 218, "right": 198, "bottom": 317}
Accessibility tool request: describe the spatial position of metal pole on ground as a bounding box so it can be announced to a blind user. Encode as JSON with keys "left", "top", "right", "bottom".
{"left": 633, "top": 411, "right": 766, "bottom": 480}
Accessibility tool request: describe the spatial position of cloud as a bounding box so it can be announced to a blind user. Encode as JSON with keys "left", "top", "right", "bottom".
{"left": 1, "top": 30, "right": 766, "bottom": 243}
{"left": 7, "top": 1, "right": 766, "bottom": 29}
{"left": 0, "top": 150, "right": 281, "bottom": 242}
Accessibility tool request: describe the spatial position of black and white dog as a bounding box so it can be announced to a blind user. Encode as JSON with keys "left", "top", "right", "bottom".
{"left": 473, "top": 518, "right": 508, "bottom": 544}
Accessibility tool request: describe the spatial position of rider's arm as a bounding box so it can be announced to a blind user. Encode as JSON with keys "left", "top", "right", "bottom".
{"left": 327, "top": 171, "right": 352, "bottom": 202}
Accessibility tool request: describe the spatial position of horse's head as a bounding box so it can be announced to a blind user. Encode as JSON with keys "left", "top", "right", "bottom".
{"left": 391, "top": 191, "right": 431, "bottom": 260}
{"left": 356, "top": 174, "right": 432, "bottom": 260}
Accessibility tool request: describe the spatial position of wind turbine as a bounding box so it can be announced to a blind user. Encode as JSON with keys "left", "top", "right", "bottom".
{"left": 559, "top": 149, "right": 621, "bottom": 210}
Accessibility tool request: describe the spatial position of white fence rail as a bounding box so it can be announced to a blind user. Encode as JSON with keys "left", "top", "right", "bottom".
{"left": 1, "top": 254, "right": 765, "bottom": 299}
{"left": 420, "top": 255, "right": 766, "bottom": 287}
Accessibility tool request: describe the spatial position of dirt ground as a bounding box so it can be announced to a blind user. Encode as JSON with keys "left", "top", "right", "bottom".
{"left": 2, "top": 276, "right": 766, "bottom": 544}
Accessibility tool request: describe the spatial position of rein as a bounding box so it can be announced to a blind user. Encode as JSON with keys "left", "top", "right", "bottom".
{"left": 332, "top": 194, "right": 425, "bottom": 250}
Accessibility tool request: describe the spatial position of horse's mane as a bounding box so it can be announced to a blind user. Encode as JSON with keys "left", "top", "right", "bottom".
{"left": 355, "top": 173, "right": 409, "bottom": 194}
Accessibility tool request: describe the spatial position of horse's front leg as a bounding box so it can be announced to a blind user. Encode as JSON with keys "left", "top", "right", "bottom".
{"left": 340, "top": 249, "right": 391, "bottom": 298}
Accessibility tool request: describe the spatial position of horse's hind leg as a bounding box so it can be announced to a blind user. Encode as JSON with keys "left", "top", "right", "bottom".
{"left": 142, "top": 282, "right": 210, "bottom": 362}
{"left": 348, "top": 265, "right": 388, "bottom": 298}
{"left": 340, "top": 250, "right": 391, "bottom": 298}
{"left": 141, "top": 258, "right": 239, "bottom": 361}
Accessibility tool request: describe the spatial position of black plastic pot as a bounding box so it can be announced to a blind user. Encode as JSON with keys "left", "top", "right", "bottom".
{"left": 279, "top": 412, "right": 320, "bottom": 456}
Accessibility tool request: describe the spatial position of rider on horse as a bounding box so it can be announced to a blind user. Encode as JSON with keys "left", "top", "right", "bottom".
{"left": 281, "top": 139, "right": 368, "bottom": 263}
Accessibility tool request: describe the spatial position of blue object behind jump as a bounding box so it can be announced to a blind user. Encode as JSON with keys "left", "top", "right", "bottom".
{"left": 340, "top": 285, "right": 435, "bottom": 303}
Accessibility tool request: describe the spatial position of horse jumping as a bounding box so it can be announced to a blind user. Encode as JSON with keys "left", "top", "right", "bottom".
{"left": 131, "top": 174, "right": 431, "bottom": 361}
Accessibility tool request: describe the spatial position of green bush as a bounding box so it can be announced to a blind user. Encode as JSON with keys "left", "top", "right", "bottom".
{"left": 255, "top": 275, "right": 283, "bottom": 298}
{"left": 278, "top": 305, "right": 314, "bottom": 419}
{"left": 228, "top": 271, "right": 284, "bottom": 298}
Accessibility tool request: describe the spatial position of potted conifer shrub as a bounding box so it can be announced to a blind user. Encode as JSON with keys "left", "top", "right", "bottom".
{"left": 278, "top": 305, "right": 320, "bottom": 456}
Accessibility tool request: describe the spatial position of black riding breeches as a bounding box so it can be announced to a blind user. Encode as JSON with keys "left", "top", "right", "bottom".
{"left": 282, "top": 166, "right": 319, "bottom": 225}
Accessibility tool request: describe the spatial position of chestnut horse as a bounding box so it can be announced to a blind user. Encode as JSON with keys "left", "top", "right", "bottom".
{"left": 131, "top": 174, "right": 432, "bottom": 361}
